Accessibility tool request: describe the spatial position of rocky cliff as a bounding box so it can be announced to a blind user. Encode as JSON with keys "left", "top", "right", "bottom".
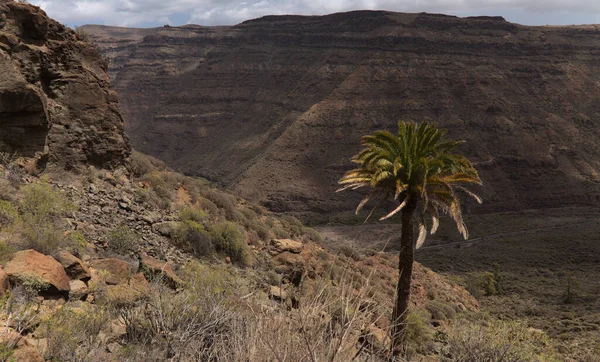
{"left": 83, "top": 12, "right": 600, "bottom": 216}
{"left": 0, "top": 0, "right": 129, "bottom": 170}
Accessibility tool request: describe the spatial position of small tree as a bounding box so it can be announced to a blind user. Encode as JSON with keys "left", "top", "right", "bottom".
{"left": 338, "top": 121, "right": 482, "bottom": 357}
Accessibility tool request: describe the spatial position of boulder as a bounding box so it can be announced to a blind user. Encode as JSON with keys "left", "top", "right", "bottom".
{"left": 140, "top": 253, "right": 182, "bottom": 288}
{"left": 269, "top": 285, "right": 288, "bottom": 302}
{"left": 69, "top": 280, "right": 88, "bottom": 300}
{"left": 91, "top": 258, "right": 131, "bottom": 285}
{"left": 129, "top": 272, "right": 149, "bottom": 294}
{"left": 272, "top": 239, "right": 303, "bottom": 254}
{"left": 4, "top": 250, "right": 70, "bottom": 293}
{"left": 55, "top": 250, "right": 91, "bottom": 281}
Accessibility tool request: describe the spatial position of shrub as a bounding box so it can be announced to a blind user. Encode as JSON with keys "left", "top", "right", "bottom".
{"left": 252, "top": 221, "right": 272, "bottom": 242}
{"left": 180, "top": 207, "right": 207, "bottom": 223}
{"left": 173, "top": 221, "right": 214, "bottom": 257}
{"left": 197, "top": 197, "right": 219, "bottom": 218}
{"left": 403, "top": 309, "right": 434, "bottom": 355}
{"left": 107, "top": 226, "right": 139, "bottom": 255}
{"left": 0, "top": 241, "right": 14, "bottom": 263}
{"left": 301, "top": 226, "right": 323, "bottom": 243}
{"left": 425, "top": 300, "right": 457, "bottom": 321}
{"left": 129, "top": 151, "right": 155, "bottom": 177}
{"left": 39, "top": 304, "right": 109, "bottom": 361}
{"left": 336, "top": 243, "right": 362, "bottom": 261}
{"left": 465, "top": 272, "right": 499, "bottom": 299}
{"left": 202, "top": 189, "right": 237, "bottom": 218}
{"left": 20, "top": 181, "right": 74, "bottom": 217}
{"left": 441, "top": 318, "right": 558, "bottom": 361}
{"left": 20, "top": 275, "right": 51, "bottom": 297}
{"left": 0, "top": 200, "right": 17, "bottom": 229}
{"left": 16, "top": 182, "right": 78, "bottom": 254}
{"left": 280, "top": 214, "right": 303, "bottom": 236}
{"left": 209, "top": 221, "right": 250, "bottom": 265}
{"left": 272, "top": 225, "right": 290, "bottom": 239}
{"left": 0, "top": 179, "right": 15, "bottom": 201}
{"left": 143, "top": 173, "right": 175, "bottom": 205}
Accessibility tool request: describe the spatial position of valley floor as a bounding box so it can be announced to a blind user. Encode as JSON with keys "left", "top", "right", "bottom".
{"left": 317, "top": 207, "right": 600, "bottom": 360}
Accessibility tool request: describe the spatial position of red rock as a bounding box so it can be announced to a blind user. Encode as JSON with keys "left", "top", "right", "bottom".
{"left": 140, "top": 253, "right": 182, "bottom": 288}
{"left": 129, "top": 272, "right": 149, "bottom": 293}
{"left": 4, "top": 250, "right": 69, "bottom": 293}
{"left": 91, "top": 258, "right": 131, "bottom": 285}
{"left": 55, "top": 250, "right": 91, "bottom": 281}
{"left": 272, "top": 239, "right": 303, "bottom": 254}
{"left": 69, "top": 280, "right": 88, "bottom": 300}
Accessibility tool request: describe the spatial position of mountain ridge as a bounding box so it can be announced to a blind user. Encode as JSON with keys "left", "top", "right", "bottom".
{"left": 82, "top": 10, "right": 600, "bottom": 218}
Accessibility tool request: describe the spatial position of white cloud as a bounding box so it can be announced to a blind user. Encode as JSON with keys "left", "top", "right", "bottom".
{"left": 28, "top": 0, "right": 600, "bottom": 27}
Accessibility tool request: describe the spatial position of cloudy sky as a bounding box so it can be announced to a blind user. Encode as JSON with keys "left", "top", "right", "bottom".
{"left": 30, "top": 0, "right": 600, "bottom": 28}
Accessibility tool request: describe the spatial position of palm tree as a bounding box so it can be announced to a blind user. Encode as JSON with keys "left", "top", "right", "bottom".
{"left": 338, "top": 121, "right": 482, "bottom": 357}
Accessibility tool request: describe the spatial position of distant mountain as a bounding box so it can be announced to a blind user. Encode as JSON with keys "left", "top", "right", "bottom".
{"left": 82, "top": 12, "right": 600, "bottom": 217}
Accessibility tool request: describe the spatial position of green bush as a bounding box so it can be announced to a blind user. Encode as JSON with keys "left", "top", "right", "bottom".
{"left": 0, "top": 241, "right": 14, "bottom": 263}
{"left": 272, "top": 225, "right": 290, "bottom": 239}
{"left": 174, "top": 221, "right": 214, "bottom": 257}
{"left": 252, "top": 221, "right": 272, "bottom": 242}
{"left": 197, "top": 197, "right": 219, "bottom": 218}
{"left": 16, "top": 182, "right": 78, "bottom": 254}
{"left": 180, "top": 207, "right": 207, "bottom": 223}
{"left": 425, "top": 300, "right": 457, "bottom": 321}
{"left": 0, "top": 200, "right": 17, "bottom": 228}
{"left": 404, "top": 309, "right": 434, "bottom": 354}
{"left": 129, "top": 151, "right": 155, "bottom": 177}
{"left": 335, "top": 244, "right": 362, "bottom": 261}
{"left": 301, "top": 226, "right": 323, "bottom": 243}
{"left": 280, "top": 215, "right": 303, "bottom": 236}
{"left": 201, "top": 189, "right": 237, "bottom": 218}
{"left": 20, "top": 182, "right": 74, "bottom": 217}
{"left": 442, "top": 318, "right": 558, "bottom": 361}
{"left": 21, "top": 275, "right": 51, "bottom": 297}
{"left": 0, "top": 179, "right": 15, "bottom": 201}
{"left": 466, "top": 272, "right": 499, "bottom": 299}
{"left": 107, "top": 226, "right": 139, "bottom": 255}
{"left": 39, "top": 304, "right": 109, "bottom": 361}
{"left": 208, "top": 221, "right": 250, "bottom": 265}
{"left": 143, "top": 173, "right": 175, "bottom": 205}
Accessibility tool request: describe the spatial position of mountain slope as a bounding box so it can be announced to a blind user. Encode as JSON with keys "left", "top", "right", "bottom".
{"left": 82, "top": 12, "right": 600, "bottom": 216}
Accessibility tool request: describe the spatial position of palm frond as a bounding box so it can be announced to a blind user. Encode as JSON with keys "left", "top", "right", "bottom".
{"left": 339, "top": 120, "right": 482, "bottom": 246}
{"left": 380, "top": 198, "right": 408, "bottom": 221}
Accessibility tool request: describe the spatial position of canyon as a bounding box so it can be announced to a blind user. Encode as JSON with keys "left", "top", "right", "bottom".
{"left": 83, "top": 13, "right": 600, "bottom": 217}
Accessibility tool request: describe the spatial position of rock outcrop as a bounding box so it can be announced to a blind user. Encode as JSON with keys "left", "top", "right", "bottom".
{"left": 0, "top": 0, "right": 129, "bottom": 170}
{"left": 4, "top": 249, "right": 70, "bottom": 293}
{"left": 83, "top": 12, "right": 600, "bottom": 216}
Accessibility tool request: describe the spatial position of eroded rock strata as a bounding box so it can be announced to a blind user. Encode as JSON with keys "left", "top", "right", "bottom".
{"left": 84, "top": 12, "right": 600, "bottom": 215}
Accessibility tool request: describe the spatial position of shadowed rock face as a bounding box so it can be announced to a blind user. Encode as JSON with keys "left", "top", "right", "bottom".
{"left": 0, "top": 0, "right": 129, "bottom": 169}
{"left": 83, "top": 12, "right": 600, "bottom": 215}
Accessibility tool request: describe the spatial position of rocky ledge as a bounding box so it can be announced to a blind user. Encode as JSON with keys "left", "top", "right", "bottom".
{"left": 0, "top": 0, "right": 129, "bottom": 170}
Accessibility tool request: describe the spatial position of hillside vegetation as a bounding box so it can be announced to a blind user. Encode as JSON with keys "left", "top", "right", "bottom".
{"left": 0, "top": 151, "right": 563, "bottom": 361}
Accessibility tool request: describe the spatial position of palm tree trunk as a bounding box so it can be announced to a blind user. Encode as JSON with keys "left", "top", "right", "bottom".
{"left": 390, "top": 197, "right": 417, "bottom": 358}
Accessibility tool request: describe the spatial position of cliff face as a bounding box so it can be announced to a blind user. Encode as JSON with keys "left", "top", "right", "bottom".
{"left": 0, "top": 0, "right": 129, "bottom": 170}
{"left": 83, "top": 12, "right": 600, "bottom": 215}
